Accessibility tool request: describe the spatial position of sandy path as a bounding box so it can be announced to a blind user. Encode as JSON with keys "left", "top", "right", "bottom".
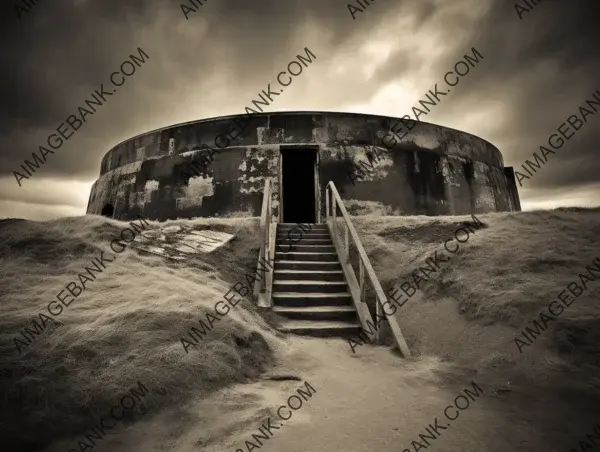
{"left": 51, "top": 338, "right": 553, "bottom": 452}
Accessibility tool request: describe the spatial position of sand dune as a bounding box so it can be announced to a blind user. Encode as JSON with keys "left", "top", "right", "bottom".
{"left": 1, "top": 208, "right": 600, "bottom": 451}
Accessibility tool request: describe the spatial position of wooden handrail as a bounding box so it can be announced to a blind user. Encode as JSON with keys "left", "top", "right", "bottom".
{"left": 253, "top": 179, "right": 274, "bottom": 306}
{"left": 325, "top": 181, "right": 411, "bottom": 357}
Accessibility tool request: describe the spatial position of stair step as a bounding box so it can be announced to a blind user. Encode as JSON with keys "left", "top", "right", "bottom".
{"left": 273, "top": 280, "right": 348, "bottom": 293}
{"left": 274, "top": 270, "right": 345, "bottom": 281}
{"left": 281, "top": 244, "right": 335, "bottom": 252}
{"left": 275, "top": 252, "right": 339, "bottom": 262}
{"left": 273, "top": 305, "right": 356, "bottom": 321}
{"left": 278, "top": 223, "right": 328, "bottom": 230}
{"left": 276, "top": 238, "right": 332, "bottom": 246}
{"left": 277, "top": 319, "right": 362, "bottom": 338}
{"left": 275, "top": 260, "right": 342, "bottom": 271}
{"left": 272, "top": 292, "right": 352, "bottom": 307}
{"left": 276, "top": 233, "right": 331, "bottom": 239}
{"left": 271, "top": 224, "right": 356, "bottom": 338}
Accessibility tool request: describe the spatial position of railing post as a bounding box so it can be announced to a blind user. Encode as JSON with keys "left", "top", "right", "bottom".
{"left": 359, "top": 259, "right": 365, "bottom": 303}
{"left": 332, "top": 198, "right": 337, "bottom": 238}
{"left": 265, "top": 222, "right": 276, "bottom": 303}
{"left": 256, "top": 179, "right": 272, "bottom": 299}
{"left": 344, "top": 224, "right": 349, "bottom": 262}
{"left": 265, "top": 195, "right": 269, "bottom": 292}
{"left": 264, "top": 212, "right": 269, "bottom": 290}
{"left": 263, "top": 246, "right": 268, "bottom": 290}
{"left": 325, "top": 186, "right": 330, "bottom": 220}
{"left": 375, "top": 295, "right": 381, "bottom": 344}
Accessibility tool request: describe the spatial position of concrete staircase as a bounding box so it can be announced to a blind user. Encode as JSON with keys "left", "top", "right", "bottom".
{"left": 272, "top": 223, "right": 362, "bottom": 337}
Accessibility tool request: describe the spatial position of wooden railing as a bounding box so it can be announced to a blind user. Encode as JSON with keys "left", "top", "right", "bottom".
{"left": 253, "top": 179, "right": 276, "bottom": 307}
{"left": 325, "top": 181, "right": 411, "bottom": 357}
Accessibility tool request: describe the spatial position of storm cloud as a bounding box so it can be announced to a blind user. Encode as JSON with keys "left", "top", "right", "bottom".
{"left": 0, "top": 0, "right": 598, "bottom": 219}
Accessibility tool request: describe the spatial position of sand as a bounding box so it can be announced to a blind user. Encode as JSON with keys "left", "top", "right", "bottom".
{"left": 47, "top": 337, "right": 553, "bottom": 452}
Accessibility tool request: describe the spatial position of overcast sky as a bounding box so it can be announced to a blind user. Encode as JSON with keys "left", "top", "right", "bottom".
{"left": 0, "top": 0, "right": 598, "bottom": 220}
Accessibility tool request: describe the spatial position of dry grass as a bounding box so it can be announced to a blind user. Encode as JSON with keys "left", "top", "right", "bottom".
{"left": 0, "top": 215, "right": 284, "bottom": 452}
{"left": 4, "top": 206, "right": 600, "bottom": 450}
{"left": 351, "top": 207, "right": 600, "bottom": 399}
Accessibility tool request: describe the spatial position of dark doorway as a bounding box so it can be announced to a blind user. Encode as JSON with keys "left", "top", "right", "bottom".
{"left": 281, "top": 148, "right": 317, "bottom": 223}
{"left": 101, "top": 204, "right": 114, "bottom": 217}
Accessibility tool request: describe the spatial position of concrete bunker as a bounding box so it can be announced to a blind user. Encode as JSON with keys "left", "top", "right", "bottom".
{"left": 86, "top": 111, "right": 521, "bottom": 221}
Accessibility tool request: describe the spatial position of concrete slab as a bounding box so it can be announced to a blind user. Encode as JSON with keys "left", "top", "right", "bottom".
{"left": 186, "top": 230, "right": 235, "bottom": 253}
{"left": 130, "top": 226, "right": 235, "bottom": 260}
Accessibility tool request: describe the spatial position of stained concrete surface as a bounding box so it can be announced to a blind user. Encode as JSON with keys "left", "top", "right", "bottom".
{"left": 87, "top": 112, "right": 520, "bottom": 221}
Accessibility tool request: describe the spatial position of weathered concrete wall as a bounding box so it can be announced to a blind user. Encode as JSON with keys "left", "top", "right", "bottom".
{"left": 504, "top": 167, "right": 521, "bottom": 211}
{"left": 87, "top": 111, "right": 520, "bottom": 221}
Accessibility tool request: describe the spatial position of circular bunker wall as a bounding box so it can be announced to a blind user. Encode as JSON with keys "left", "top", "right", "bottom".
{"left": 86, "top": 111, "right": 521, "bottom": 222}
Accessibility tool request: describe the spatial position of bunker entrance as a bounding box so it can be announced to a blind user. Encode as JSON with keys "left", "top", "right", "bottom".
{"left": 280, "top": 148, "right": 318, "bottom": 223}
{"left": 101, "top": 204, "right": 114, "bottom": 218}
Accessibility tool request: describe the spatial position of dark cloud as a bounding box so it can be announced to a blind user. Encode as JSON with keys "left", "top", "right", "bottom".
{"left": 472, "top": 0, "right": 600, "bottom": 193}
{"left": 0, "top": 0, "right": 598, "bottom": 218}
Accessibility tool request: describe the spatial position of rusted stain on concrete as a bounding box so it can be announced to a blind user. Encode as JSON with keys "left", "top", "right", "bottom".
{"left": 179, "top": 176, "right": 214, "bottom": 207}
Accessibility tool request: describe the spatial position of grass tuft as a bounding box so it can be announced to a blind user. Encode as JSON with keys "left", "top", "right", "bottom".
{"left": 0, "top": 215, "right": 282, "bottom": 451}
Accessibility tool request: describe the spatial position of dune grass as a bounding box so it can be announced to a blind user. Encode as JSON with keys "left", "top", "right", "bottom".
{"left": 3, "top": 205, "right": 600, "bottom": 450}
{"left": 349, "top": 206, "right": 600, "bottom": 402}
{"left": 0, "top": 215, "right": 284, "bottom": 452}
